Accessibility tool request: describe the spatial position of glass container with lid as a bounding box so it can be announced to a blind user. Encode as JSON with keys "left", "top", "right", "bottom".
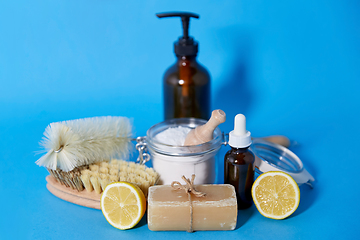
{"left": 144, "top": 118, "right": 223, "bottom": 185}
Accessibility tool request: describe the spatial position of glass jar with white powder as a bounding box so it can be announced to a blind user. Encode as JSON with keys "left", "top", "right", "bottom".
{"left": 145, "top": 118, "right": 223, "bottom": 185}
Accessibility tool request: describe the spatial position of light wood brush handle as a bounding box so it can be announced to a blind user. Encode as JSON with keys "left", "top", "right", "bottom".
{"left": 253, "top": 135, "right": 290, "bottom": 148}
{"left": 46, "top": 175, "right": 101, "bottom": 209}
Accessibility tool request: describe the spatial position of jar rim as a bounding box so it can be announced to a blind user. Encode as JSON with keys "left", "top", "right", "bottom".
{"left": 146, "top": 118, "right": 223, "bottom": 156}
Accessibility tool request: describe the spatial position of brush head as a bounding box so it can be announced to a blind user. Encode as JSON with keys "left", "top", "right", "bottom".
{"left": 36, "top": 116, "right": 133, "bottom": 172}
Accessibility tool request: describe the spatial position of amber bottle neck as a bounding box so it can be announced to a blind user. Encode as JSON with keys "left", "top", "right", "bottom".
{"left": 176, "top": 55, "right": 197, "bottom": 61}
{"left": 230, "top": 146, "right": 250, "bottom": 152}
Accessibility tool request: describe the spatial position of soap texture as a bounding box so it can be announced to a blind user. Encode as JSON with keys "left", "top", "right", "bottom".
{"left": 147, "top": 184, "right": 237, "bottom": 231}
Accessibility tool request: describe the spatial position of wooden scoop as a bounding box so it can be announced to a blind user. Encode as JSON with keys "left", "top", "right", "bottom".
{"left": 184, "top": 109, "right": 226, "bottom": 146}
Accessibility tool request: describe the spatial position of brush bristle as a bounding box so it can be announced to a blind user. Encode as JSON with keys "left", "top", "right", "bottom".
{"left": 81, "top": 159, "right": 159, "bottom": 197}
{"left": 48, "top": 159, "right": 160, "bottom": 197}
{"left": 36, "top": 116, "right": 133, "bottom": 172}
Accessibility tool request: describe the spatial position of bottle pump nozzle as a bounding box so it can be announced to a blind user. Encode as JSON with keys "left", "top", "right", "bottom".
{"left": 228, "top": 114, "right": 252, "bottom": 148}
{"left": 156, "top": 12, "right": 200, "bottom": 56}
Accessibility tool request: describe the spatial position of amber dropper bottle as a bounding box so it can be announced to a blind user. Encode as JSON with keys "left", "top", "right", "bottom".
{"left": 224, "top": 114, "right": 255, "bottom": 209}
{"left": 156, "top": 12, "right": 210, "bottom": 120}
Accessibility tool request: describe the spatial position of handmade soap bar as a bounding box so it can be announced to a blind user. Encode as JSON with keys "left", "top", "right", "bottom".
{"left": 148, "top": 184, "right": 237, "bottom": 231}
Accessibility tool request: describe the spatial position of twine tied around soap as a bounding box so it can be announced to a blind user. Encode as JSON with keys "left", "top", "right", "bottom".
{"left": 171, "top": 174, "right": 206, "bottom": 233}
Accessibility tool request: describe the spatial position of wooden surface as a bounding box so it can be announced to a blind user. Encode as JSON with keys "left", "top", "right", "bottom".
{"left": 46, "top": 175, "right": 101, "bottom": 209}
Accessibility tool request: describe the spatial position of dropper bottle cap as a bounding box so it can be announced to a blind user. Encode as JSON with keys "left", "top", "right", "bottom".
{"left": 228, "top": 114, "right": 252, "bottom": 148}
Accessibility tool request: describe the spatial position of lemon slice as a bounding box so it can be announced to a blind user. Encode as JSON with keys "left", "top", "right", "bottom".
{"left": 101, "top": 182, "right": 146, "bottom": 230}
{"left": 252, "top": 171, "right": 300, "bottom": 219}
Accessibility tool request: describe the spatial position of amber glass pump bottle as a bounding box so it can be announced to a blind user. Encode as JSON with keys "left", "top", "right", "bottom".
{"left": 224, "top": 114, "right": 255, "bottom": 209}
{"left": 156, "top": 12, "right": 210, "bottom": 120}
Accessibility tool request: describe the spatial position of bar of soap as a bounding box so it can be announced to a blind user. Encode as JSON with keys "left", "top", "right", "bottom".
{"left": 148, "top": 184, "right": 237, "bottom": 231}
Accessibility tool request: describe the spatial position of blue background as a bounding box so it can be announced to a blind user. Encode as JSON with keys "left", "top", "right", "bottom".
{"left": 1, "top": 0, "right": 359, "bottom": 239}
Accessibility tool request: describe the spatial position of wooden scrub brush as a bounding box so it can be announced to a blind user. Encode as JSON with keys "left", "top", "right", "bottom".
{"left": 45, "top": 159, "right": 159, "bottom": 209}
{"left": 79, "top": 159, "right": 159, "bottom": 197}
{"left": 36, "top": 116, "right": 159, "bottom": 209}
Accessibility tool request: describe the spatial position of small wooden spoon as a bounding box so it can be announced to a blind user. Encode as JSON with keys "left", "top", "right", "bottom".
{"left": 254, "top": 135, "right": 291, "bottom": 148}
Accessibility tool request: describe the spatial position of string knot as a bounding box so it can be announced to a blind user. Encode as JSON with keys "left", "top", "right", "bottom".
{"left": 171, "top": 174, "right": 206, "bottom": 232}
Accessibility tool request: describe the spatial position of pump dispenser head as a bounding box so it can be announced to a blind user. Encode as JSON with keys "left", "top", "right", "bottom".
{"left": 156, "top": 12, "right": 199, "bottom": 56}
{"left": 228, "top": 114, "right": 252, "bottom": 148}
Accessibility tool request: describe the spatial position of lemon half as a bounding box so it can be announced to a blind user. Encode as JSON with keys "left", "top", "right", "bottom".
{"left": 252, "top": 171, "right": 300, "bottom": 220}
{"left": 100, "top": 182, "right": 146, "bottom": 230}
